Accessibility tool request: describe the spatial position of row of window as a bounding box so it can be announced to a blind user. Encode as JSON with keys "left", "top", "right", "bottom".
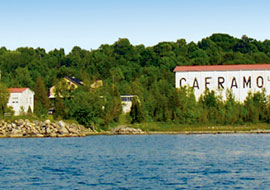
{"left": 11, "top": 97, "right": 32, "bottom": 104}
{"left": 121, "top": 97, "right": 133, "bottom": 102}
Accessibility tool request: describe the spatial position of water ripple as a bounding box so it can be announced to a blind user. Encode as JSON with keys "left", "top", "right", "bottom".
{"left": 0, "top": 134, "right": 270, "bottom": 189}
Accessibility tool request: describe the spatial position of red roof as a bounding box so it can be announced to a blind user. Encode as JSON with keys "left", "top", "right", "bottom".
{"left": 174, "top": 64, "right": 270, "bottom": 72}
{"left": 8, "top": 88, "right": 28, "bottom": 93}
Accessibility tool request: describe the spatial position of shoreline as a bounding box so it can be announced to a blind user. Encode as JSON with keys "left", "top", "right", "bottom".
{"left": 145, "top": 130, "right": 270, "bottom": 135}
{"left": 84, "top": 129, "right": 270, "bottom": 136}
{"left": 1, "top": 119, "right": 270, "bottom": 138}
{"left": 1, "top": 130, "right": 270, "bottom": 138}
{"left": 87, "top": 127, "right": 270, "bottom": 136}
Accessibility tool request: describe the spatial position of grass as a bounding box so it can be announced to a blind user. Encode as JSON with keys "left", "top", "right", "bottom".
{"left": 131, "top": 122, "right": 270, "bottom": 133}
{"left": 1, "top": 114, "right": 79, "bottom": 125}
{"left": 116, "top": 114, "right": 270, "bottom": 133}
{"left": 1, "top": 114, "right": 39, "bottom": 122}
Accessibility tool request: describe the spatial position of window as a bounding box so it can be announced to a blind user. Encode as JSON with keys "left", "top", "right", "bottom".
{"left": 121, "top": 96, "right": 133, "bottom": 102}
{"left": 12, "top": 97, "right": 19, "bottom": 103}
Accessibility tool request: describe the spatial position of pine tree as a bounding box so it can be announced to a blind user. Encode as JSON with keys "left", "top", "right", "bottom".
{"left": 130, "top": 96, "right": 144, "bottom": 124}
{"left": 54, "top": 97, "right": 65, "bottom": 119}
{"left": 34, "top": 77, "right": 49, "bottom": 116}
{"left": 27, "top": 106, "right": 32, "bottom": 115}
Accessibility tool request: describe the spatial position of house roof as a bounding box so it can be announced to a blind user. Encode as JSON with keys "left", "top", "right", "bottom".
{"left": 8, "top": 88, "right": 28, "bottom": 93}
{"left": 174, "top": 64, "right": 270, "bottom": 72}
{"left": 64, "top": 76, "right": 83, "bottom": 86}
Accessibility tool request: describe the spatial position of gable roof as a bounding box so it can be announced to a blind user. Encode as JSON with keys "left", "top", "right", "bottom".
{"left": 174, "top": 64, "right": 270, "bottom": 72}
{"left": 64, "top": 76, "right": 83, "bottom": 86}
{"left": 8, "top": 88, "right": 28, "bottom": 93}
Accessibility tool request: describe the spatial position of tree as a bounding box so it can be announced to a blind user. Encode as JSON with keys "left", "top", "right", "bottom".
{"left": 0, "top": 83, "right": 9, "bottom": 116}
{"left": 27, "top": 106, "right": 32, "bottom": 115}
{"left": 34, "top": 77, "right": 49, "bottom": 116}
{"left": 54, "top": 96, "right": 65, "bottom": 119}
{"left": 130, "top": 96, "right": 144, "bottom": 123}
{"left": 69, "top": 90, "right": 104, "bottom": 127}
{"left": 199, "top": 89, "right": 224, "bottom": 123}
{"left": 102, "top": 83, "right": 122, "bottom": 126}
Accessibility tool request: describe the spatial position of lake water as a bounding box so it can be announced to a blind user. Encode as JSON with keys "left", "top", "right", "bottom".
{"left": 1, "top": 134, "right": 270, "bottom": 189}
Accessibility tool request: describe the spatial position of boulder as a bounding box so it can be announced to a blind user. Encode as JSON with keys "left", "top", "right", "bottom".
{"left": 57, "top": 120, "right": 66, "bottom": 128}
{"left": 11, "top": 128, "right": 22, "bottom": 136}
{"left": 44, "top": 120, "right": 51, "bottom": 125}
{"left": 0, "top": 119, "right": 87, "bottom": 138}
{"left": 58, "top": 126, "right": 69, "bottom": 135}
{"left": 15, "top": 119, "right": 24, "bottom": 126}
{"left": 112, "top": 125, "right": 145, "bottom": 135}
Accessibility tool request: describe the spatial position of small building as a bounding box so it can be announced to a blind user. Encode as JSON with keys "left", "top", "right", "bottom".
{"left": 49, "top": 76, "right": 83, "bottom": 99}
{"left": 7, "top": 88, "right": 35, "bottom": 115}
{"left": 121, "top": 95, "right": 137, "bottom": 113}
{"left": 174, "top": 64, "right": 270, "bottom": 102}
{"left": 90, "top": 80, "right": 103, "bottom": 89}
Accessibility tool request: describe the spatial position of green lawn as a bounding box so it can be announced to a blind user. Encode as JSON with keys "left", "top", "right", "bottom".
{"left": 131, "top": 122, "right": 270, "bottom": 133}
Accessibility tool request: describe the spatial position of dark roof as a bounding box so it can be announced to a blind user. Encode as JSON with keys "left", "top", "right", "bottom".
{"left": 64, "top": 76, "right": 83, "bottom": 86}
{"left": 174, "top": 64, "right": 270, "bottom": 72}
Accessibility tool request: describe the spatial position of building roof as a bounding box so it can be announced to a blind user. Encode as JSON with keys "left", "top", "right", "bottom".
{"left": 64, "top": 76, "right": 83, "bottom": 86}
{"left": 8, "top": 88, "right": 28, "bottom": 93}
{"left": 174, "top": 64, "right": 270, "bottom": 72}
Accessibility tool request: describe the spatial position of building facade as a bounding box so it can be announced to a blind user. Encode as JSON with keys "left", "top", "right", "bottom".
{"left": 174, "top": 64, "right": 270, "bottom": 102}
{"left": 7, "top": 88, "right": 35, "bottom": 115}
{"left": 121, "top": 95, "right": 137, "bottom": 113}
{"left": 49, "top": 76, "right": 83, "bottom": 99}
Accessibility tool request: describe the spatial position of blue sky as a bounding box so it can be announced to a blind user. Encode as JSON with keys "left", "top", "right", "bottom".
{"left": 0, "top": 0, "right": 269, "bottom": 53}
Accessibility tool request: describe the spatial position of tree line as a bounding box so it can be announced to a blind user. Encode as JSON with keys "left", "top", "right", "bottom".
{"left": 1, "top": 33, "right": 270, "bottom": 128}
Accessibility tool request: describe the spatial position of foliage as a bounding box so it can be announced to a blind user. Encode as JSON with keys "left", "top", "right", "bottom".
{"left": 130, "top": 96, "right": 144, "bottom": 123}
{"left": 54, "top": 97, "right": 65, "bottom": 119}
{"left": 1, "top": 34, "right": 270, "bottom": 127}
{"left": 68, "top": 89, "right": 104, "bottom": 128}
{"left": 0, "top": 83, "right": 10, "bottom": 116}
{"left": 34, "top": 77, "right": 49, "bottom": 116}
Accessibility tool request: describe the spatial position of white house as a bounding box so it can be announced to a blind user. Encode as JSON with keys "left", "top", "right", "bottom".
{"left": 7, "top": 88, "right": 35, "bottom": 115}
{"left": 174, "top": 64, "right": 270, "bottom": 102}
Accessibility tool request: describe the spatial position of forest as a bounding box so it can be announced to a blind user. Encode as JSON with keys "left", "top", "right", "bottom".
{"left": 1, "top": 33, "right": 270, "bottom": 129}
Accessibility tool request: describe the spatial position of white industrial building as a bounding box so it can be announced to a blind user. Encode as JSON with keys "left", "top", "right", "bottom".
{"left": 7, "top": 88, "right": 35, "bottom": 115}
{"left": 174, "top": 64, "right": 270, "bottom": 102}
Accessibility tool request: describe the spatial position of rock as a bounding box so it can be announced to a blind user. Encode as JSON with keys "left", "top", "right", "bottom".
{"left": 58, "top": 126, "right": 69, "bottom": 135}
{"left": 11, "top": 123, "right": 16, "bottom": 129}
{"left": 89, "top": 124, "right": 95, "bottom": 131}
{"left": 45, "top": 120, "right": 51, "bottom": 125}
{"left": 57, "top": 120, "right": 66, "bottom": 128}
{"left": 46, "top": 126, "right": 53, "bottom": 134}
{"left": 112, "top": 125, "right": 145, "bottom": 135}
{"left": 15, "top": 119, "right": 24, "bottom": 126}
{"left": 11, "top": 128, "right": 21, "bottom": 136}
{"left": 0, "top": 119, "right": 87, "bottom": 138}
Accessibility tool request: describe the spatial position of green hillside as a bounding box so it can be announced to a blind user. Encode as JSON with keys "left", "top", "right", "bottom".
{"left": 1, "top": 33, "right": 270, "bottom": 129}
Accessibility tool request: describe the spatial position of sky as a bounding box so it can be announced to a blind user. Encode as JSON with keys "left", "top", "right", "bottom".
{"left": 0, "top": 0, "right": 270, "bottom": 53}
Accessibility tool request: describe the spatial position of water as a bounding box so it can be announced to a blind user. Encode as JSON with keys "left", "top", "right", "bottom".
{"left": 1, "top": 134, "right": 270, "bottom": 189}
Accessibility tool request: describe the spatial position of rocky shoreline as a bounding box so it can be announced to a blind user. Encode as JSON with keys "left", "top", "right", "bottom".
{"left": 0, "top": 120, "right": 146, "bottom": 138}
{"left": 0, "top": 119, "right": 95, "bottom": 138}
{"left": 1, "top": 120, "right": 269, "bottom": 138}
{"left": 111, "top": 125, "right": 145, "bottom": 135}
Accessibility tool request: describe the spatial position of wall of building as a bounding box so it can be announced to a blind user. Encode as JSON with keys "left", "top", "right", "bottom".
{"left": 7, "top": 89, "right": 34, "bottom": 115}
{"left": 175, "top": 70, "right": 270, "bottom": 102}
{"left": 121, "top": 95, "right": 135, "bottom": 113}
